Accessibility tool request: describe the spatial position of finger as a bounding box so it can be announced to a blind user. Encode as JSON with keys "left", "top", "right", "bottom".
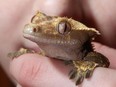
{"left": 82, "top": 68, "right": 116, "bottom": 87}
{"left": 10, "top": 54, "right": 75, "bottom": 87}
{"left": 93, "top": 42, "right": 116, "bottom": 69}
{"left": 36, "top": 0, "right": 82, "bottom": 19}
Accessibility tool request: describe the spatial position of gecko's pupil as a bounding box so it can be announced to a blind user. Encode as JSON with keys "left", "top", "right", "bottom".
{"left": 57, "top": 21, "right": 71, "bottom": 35}
{"left": 63, "top": 23, "right": 67, "bottom": 32}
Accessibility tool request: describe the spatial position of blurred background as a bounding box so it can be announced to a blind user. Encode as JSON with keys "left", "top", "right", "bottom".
{"left": 0, "top": 66, "right": 15, "bottom": 87}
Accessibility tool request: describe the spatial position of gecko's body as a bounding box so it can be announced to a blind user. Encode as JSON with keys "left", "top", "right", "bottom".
{"left": 19, "top": 12, "right": 110, "bottom": 85}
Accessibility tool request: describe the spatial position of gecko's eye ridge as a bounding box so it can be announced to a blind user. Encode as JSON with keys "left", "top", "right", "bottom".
{"left": 57, "top": 21, "right": 71, "bottom": 35}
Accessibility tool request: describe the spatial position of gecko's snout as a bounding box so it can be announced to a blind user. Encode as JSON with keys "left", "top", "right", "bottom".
{"left": 23, "top": 24, "right": 34, "bottom": 34}
{"left": 23, "top": 23, "right": 40, "bottom": 35}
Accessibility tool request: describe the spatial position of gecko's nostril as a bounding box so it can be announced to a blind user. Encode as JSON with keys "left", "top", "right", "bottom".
{"left": 33, "top": 28, "right": 37, "bottom": 32}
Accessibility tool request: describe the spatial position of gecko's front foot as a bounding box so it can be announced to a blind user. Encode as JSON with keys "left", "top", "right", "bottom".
{"left": 69, "top": 60, "right": 98, "bottom": 85}
{"left": 69, "top": 52, "right": 110, "bottom": 85}
{"left": 8, "top": 48, "right": 34, "bottom": 59}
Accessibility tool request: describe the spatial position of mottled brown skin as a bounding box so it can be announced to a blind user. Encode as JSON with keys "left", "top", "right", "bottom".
{"left": 23, "top": 12, "right": 110, "bottom": 85}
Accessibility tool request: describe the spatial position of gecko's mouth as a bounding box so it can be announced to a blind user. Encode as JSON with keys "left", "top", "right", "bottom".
{"left": 23, "top": 32, "right": 79, "bottom": 46}
{"left": 23, "top": 33, "right": 36, "bottom": 42}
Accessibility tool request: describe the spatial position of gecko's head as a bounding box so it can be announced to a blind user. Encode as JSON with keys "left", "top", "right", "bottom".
{"left": 23, "top": 19, "right": 73, "bottom": 44}
{"left": 23, "top": 12, "right": 100, "bottom": 45}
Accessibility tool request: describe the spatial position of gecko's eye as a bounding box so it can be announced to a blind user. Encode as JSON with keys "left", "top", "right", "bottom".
{"left": 57, "top": 21, "right": 71, "bottom": 35}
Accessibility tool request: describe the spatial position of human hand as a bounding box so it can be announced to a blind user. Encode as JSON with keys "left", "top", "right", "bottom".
{"left": 1, "top": 0, "right": 116, "bottom": 87}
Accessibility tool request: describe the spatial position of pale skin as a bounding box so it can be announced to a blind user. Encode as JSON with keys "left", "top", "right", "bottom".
{"left": 0, "top": 0, "right": 116, "bottom": 87}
